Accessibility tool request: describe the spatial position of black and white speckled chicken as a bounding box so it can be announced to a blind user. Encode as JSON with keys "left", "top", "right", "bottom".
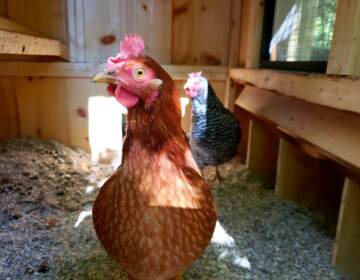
{"left": 184, "top": 72, "right": 241, "bottom": 168}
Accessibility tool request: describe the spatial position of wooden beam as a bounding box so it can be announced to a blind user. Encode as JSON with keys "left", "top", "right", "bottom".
{"left": 7, "top": 0, "right": 68, "bottom": 44}
{"left": 230, "top": 68, "right": 360, "bottom": 115}
{"left": 235, "top": 86, "right": 360, "bottom": 174}
{"left": 0, "top": 29, "right": 69, "bottom": 60}
{"left": 0, "top": 77, "right": 19, "bottom": 138}
{"left": 0, "top": 62, "right": 228, "bottom": 80}
{"left": 327, "top": 0, "right": 360, "bottom": 75}
{"left": 276, "top": 138, "right": 343, "bottom": 216}
{"left": 333, "top": 178, "right": 360, "bottom": 280}
{"left": 66, "top": 0, "right": 85, "bottom": 62}
{"left": 247, "top": 119, "right": 279, "bottom": 180}
{"left": 0, "top": 16, "right": 43, "bottom": 36}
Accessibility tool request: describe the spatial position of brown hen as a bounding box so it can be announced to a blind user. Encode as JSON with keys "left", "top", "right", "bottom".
{"left": 92, "top": 35, "right": 217, "bottom": 280}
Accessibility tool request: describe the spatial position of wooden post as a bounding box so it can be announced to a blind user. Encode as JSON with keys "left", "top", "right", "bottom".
{"left": 244, "top": 0, "right": 264, "bottom": 68}
{"left": 327, "top": 0, "right": 360, "bottom": 75}
{"left": 276, "top": 138, "right": 344, "bottom": 216}
{"left": 247, "top": 119, "right": 279, "bottom": 180}
{"left": 333, "top": 178, "right": 360, "bottom": 280}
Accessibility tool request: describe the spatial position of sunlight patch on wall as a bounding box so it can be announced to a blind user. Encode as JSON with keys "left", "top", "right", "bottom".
{"left": 88, "top": 96, "right": 126, "bottom": 169}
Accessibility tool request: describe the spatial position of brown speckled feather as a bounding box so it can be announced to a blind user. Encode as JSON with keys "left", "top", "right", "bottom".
{"left": 93, "top": 56, "right": 217, "bottom": 280}
{"left": 93, "top": 143, "right": 216, "bottom": 279}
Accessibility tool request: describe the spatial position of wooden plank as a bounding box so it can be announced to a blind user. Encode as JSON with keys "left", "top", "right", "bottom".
{"left": 0, "top": 77, "right": 19, "bottom": 138}
{"left": 119, "top": 0, "right": 172, "bottom": 64}
{"left": 65, "top": 78, "right": 91, "bottom": 151}
{"left": 0, "top": 16, "right": 43, "bottom": 36}
{"left": 0, "top": 29, "right": 69, "bottom": 59}
{"left": 276, "top": 138, "right": 344, "bottom": 216}
{"left": 82, "top": 0, "right": 122, "bottom": 63}
{"left": 67, "top": 0, "right": 85, "bottom": 62}
{"left": 0, "top": 62, "right": 228, "bottom": 80}
{"left": 227, "top": 0, "right": 242, "bottom": 67}
{"left": 238, "top": 0, "right": 251, "bottom": 66}
{"left": 9, "top": 76, "right": 223, "bottom": 149}
{"left": 14, "top": 77, "right": 70, "bottom": 144}
{"left": 7, "top": 0, "right": 68, "bottom": 43}
{"left": 333, "top": 178, "right": 360, "bottom": 280}
{"left": 247, "top": 119, "right": 279, "bottom": 180}
{"left": 327, "top": 0, "right": 360, "bottom": 75}
{"left": 0, "top": 0, "right": 7, "bottom": 17}
{"left": 245, "top": 0, "right": 264, "bottom": 68}
{"left": 230, "top": 68, "right": 360, "bottom": 115}
{"left": 235, "top": 86, "right": 360, "bottom": 173}
{"left": 171, "top": 0, "right": 232, "bottom": 66}
{"left": 82, "top": 0, "right": 172, "bottom": 63}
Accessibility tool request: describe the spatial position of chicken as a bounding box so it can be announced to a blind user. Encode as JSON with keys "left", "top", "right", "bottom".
{"left": 184, "top": 72, "right": 241, "bottom": 168}
{"left": 92, "top": 35, "right": 217, "bottom": 280}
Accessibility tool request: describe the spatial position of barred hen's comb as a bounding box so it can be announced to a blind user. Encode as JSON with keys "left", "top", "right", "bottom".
{"left": 107, "top": 34, "right": 145, "bottom": 70}
{"left": 188, "top": 71, "right": 202, "bottom": 79}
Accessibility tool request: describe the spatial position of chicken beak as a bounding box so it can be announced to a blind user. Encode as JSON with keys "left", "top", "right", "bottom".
{"left": 92, "top": 71, "right": 120, "bottom": 84}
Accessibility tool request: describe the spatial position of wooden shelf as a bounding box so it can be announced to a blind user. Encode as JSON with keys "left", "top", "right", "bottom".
{"left": 0, "top": 17, "right": 69, "bottom": 60}
{"left": 230, "top": 68, "right": 360, "bottom": 115}
{"left": 236, "top": 85, "right": 360, "bottom": 176}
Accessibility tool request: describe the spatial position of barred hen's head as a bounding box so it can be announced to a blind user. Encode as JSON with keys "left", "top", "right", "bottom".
{"left": 183, "top": 72, "right": 208, "bottom": 99}
{"left": 92, "top": 35, "right": 163, "bottom": 109}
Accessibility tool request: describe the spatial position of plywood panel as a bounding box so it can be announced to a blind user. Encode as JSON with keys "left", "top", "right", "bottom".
{"left": 0, "top": 77, "right": 19, "bottom": 138}
{"left": 83, "top": 0, "right": 172, "bottom": 63}
{"left": 7, "top": 0, "right": 68, "bottom": 43}
{"left": 172, "top": 0, "right": 232, "bottom": 66}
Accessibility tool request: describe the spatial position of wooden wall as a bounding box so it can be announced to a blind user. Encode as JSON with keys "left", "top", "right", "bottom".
{"left": 0, "top": 0, "right": 68, "bottom": 43}
{"left": 0, "top": 0, "right": 235, "bottom": 150}
{"left": 77, "top": 0, "right": 241, "bottom": 64}
{"left": 0, "top": 0, "right": 241, "bottom": 64}
{"left": 0, "top": 74, "right": 227, "bottom": 151}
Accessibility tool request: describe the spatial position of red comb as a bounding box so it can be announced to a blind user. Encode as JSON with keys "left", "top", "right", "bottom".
{"left": 107, "top": 34, "right": 145, "bottom": 70}
{"left": 120, "top": 34, "right": 145, "bottom": 58}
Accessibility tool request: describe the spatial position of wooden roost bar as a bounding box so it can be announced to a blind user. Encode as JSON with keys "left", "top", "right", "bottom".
{"left": 0, "top": 0, "right": 360, "bottom": 279}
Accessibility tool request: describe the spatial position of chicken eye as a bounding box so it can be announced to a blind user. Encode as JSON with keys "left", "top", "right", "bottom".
{"left": 134, "top": 68, "right": 145, "bottom": 78}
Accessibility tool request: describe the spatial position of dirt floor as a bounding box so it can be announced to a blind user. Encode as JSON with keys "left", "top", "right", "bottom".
{"left": 0, "top": 138, "right": 346, "bottom": 280}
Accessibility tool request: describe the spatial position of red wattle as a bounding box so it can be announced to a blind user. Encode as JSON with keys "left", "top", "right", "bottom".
{"left": 114, "top": 86, "right": 139, "bottom": 108}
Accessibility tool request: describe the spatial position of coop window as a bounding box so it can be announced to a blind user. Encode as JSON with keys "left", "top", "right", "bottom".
{"left": 260, "top": 0, "right": 339, "bottom": 72}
